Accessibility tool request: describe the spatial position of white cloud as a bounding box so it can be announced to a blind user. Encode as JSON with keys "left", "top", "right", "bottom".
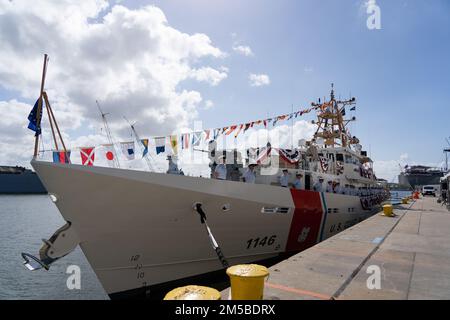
{"left": 248, "top": 73, "right": 270, "bottom": 87}
{"left": 232, "top": 45, "right": 254, "bottom": 57}
{"left": 204, "top": 100, "right": 214, "bottom": 110}
{"left": 189, "top": 67, "right": 228, "bottom": 86}
{"left": 400, "top": 153, "right": 409, "bottom": 161}
{"left": 0, "top": 1, "right": 228, "bottom": 166}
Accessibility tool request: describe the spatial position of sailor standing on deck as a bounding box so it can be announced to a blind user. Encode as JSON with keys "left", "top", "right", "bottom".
{"left": 166, "top": 155, "right": 179, "bottom": 174}
{"left": 214, "top": 155, "right": 227, "bottom": 180}
{"left": 313, "top": 177, "right": 324, "bottom": 192}
{"left": 293, "top": 173, "right": 303, "bottom": 190}
{"left": 279, "top": 169, "right": 290, "bottom": 187}
{"left": 243, "top": 163, "right": 257, "bottom": 183}
{"left": 326, "top": 181, "right": 334, "bottom": 193}
{"left": 334, "top": 182, "right": 344, "bottom": 194}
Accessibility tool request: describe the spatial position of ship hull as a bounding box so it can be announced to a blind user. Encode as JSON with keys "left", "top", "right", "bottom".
{"left": 0, "top": 171, "right": 47, "bottom": 194}
{"left": 398, "top": 172, "right": 444, "bottom": 189}
{"left": 31, "top": 160, "right": 378, "bottom": 299}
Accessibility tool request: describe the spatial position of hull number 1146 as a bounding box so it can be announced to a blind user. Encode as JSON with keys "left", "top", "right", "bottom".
{"left": 246, "top": 235, "right": 277, "bottom": 249}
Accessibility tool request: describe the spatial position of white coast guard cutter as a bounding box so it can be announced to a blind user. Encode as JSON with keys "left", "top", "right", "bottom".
{"left": 22, "top": 56, "right": 387, "bottom": 299}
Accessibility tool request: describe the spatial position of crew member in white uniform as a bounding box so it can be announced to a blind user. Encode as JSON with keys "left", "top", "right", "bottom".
{"left": 166, "top": 155, "right": 179, "bottom": 174}
{"left": 313, "top": 177, "right": 324, "bottom": 192}
{"left": 326, "top": 181, "right": 334, "bottom": 193}
{"left": 279, "top": 169, "right": 290, "bottom": 187}
{"left": 243, "top": 163, "right": 257, "bottom": 183}
{"left": 214, "top": 156, "right": 227, "bottom": 180}
{"left": 334, "top": 182, "right": 344, "bottom": 194}
{"left": 293, "top": 172, "right": 303, "bottom": 190}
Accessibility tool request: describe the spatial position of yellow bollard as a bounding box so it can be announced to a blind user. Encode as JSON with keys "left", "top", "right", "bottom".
{"left": 163, "top": 285, "right": 221, "bottom": 300}
{"left": 382, "top": 204, "right": 393, "bottom": 217}
{"left": 226, "top": 264, "right": 269, "bottom": 300}
{"left": 402, "top": 198, "right": 408, "bottom": 204}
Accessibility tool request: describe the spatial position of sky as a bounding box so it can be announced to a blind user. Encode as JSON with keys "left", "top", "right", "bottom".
{"left": 0, "top": 0, "right": 449, "bottom": 181}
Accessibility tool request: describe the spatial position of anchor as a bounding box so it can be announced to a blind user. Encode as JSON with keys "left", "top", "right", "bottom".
{"left": 21, "top": 222, "right": 79, "bottom": 271}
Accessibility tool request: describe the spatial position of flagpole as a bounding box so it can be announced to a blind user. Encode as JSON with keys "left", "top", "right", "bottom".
{"left": 44, "top": 93, "right": 70, "bottom": 163}
{"left": 33, "top": 54, "right": 48, "bottom": 159}
{"left": 291, "top": 103, "right": 294, "bottom": 149}
{"left": 43, "top": 92, "right": 59, "bottom": 151}
{"left": 123, "top": 116, "right": 154, "bottom": 171}
{"left": 96, "top": 100, "right": 121, "bottom": 168}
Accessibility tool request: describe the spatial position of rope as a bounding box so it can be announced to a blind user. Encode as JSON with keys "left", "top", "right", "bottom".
{"left": 194, "top": 203, "right": 229, "bottom": 269}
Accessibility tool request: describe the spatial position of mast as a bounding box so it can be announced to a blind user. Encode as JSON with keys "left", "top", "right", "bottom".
{"left": 124, "top": 117, "right": 154, "bottom": 171}
{"left": 311, "top": 83, "right": 357, "bottom": 150}
{"left": 444, "top": 138, "right": 450, "bottom": 172}
{"left": 33, "top": 54, "right": 49, "bottom": 158}
{"left": 96, "top": 100, "right": 121, "bottom": 168}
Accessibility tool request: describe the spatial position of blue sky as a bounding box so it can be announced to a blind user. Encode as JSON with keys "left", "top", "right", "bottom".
{"left": 124, "top": 0, "right": 450, "bottom": 165}
{"left": 0, "top": 0, "right": 449, "bottom": 180}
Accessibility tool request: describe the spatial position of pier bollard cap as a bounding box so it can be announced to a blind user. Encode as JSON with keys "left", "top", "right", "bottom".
{"left": 226, "top": 264, "right": 269, "bottom": 278}
{"left": 164, "top": 285, "right": 221, "bottom": 300}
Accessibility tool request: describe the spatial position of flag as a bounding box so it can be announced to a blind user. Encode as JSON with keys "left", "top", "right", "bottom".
{"left": 226, "top": 125, "right": 237, "bottom": 135}
{"left": 204, "top": 130, "right": 211, "bottom": 140}
{"left": 287, "top": 114, "right": 293, "bottom": 120}
{"left": 155, "top": 137, "right": 166, "bottom": 154}
{"left": 350, "top": 106, "right": 356, "bottom": 111}
{"left": 213, "top": 128, "right": 221, "bottom": 140}
{"left": 170, "top": 135, "right": 178, "bottom": 155}
{"left": 181, "top": 133, "right": 190, "bottom": 149}
{"left": 319, "top": 156, "right": 329, "bottom": 173}
{"left": 340, "top": 108, "right": 346, "bottom": 116}
{"left": 80, "top": 147, "right": 95, "bottom": 166}
{"left": 192, "top": 132, "right": 202, "bottom": 147}
{"left": 234, "top": 124, "right": 244, "bottom": 138}
{"left": 103, "top": 144, "right": 116, "bottom": 166}
{"left": 336, "top": 161, "right": 344, "bottom": 175}
{"left": 278, "top": 148, "right": 300, "bottom": 164}
{"left": 257, "top": 143, "right": 272, "bottom": 164}
{"left": 263, "top": 120, "right": 267, "bottom": 128}
{"left": 52, "top": 150, "right": 71, "bottom": 163}
{"left": 27, "top": 98, "right": 43, "bottom": 136}
{"left": 244, "top": 123, "right": 251, "bottom": 133}
{"left": 121, "top": 142, "right": 135, "bottom": 160}
{"left": 140, "top": 139, "right": 149, "bottom": 157}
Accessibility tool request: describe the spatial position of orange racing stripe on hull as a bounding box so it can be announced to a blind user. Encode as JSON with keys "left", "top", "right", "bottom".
{"left": 285, "top": 189, "right": 325, "bottom": 252}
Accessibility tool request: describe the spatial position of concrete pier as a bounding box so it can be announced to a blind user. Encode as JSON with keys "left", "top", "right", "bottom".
{"left": 223, "top": 197, "right": 450, "bottom": 300}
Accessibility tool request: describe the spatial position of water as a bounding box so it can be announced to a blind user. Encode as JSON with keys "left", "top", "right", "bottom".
{"left": 0, "top": 195, "right": 108, "bottom": 300}
{"left": 389, "top": 190, "right": 412, "bottom": 205}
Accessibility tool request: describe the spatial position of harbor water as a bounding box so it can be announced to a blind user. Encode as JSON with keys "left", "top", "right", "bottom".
{"left": 389, "top": 190, "right": 413, "bottom": 205}
{"left": 0, "top": 195, "right": 107, "bottom": 299}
